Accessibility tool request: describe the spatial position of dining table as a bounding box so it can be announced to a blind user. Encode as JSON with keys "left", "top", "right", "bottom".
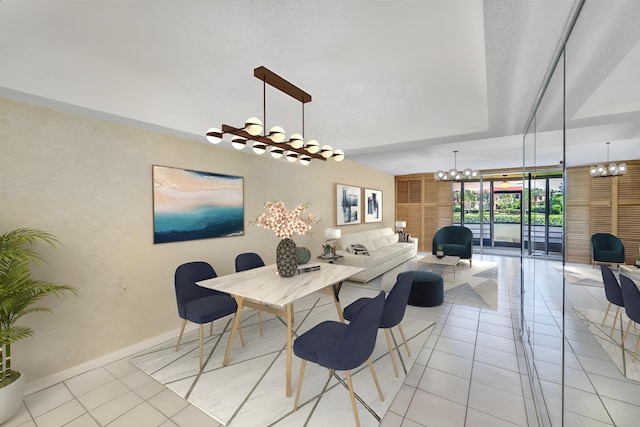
{"left": 197, "top": 261, "right": 364, "bottom": 397}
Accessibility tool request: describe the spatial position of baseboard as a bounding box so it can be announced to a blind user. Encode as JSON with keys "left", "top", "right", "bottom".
{"left": 24, "top": 324, "right": 197, "bottom": 396}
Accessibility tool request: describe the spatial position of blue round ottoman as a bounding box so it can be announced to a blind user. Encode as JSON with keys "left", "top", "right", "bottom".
{"left": 399, "top": 270, "right": 444, "bottom": 307}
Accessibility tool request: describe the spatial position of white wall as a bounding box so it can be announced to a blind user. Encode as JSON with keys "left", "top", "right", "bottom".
{"left": 0, "top": 97, "right": 394, "bottom": 387}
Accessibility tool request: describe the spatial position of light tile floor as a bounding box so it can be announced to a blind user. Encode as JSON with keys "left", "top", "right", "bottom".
{"left": 5, "top": 254, "right": 638, "bottom": 426}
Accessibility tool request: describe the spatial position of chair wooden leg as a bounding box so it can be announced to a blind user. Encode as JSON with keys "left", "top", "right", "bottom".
{"left": 293, "top": 359, "right": 306, "bottom": 411}
{"left": 384, "top": 329, "right": 399, "bottom": 377}
{"left": 345, "top": 371, "right": 360, "bottom": 427}
{"left": 601, "top": 302, "right": 612, "bottom": 327}
{"left": 367, "top": 359, "right": 384, "bottom": 402}
{"left": 397, "top": 324, "right": 411, "bottom": 357}
{"left": 609, "top": 306, "right": 621, "bottom": 338}
{"left": 259, "top": 311, "right": 263, "bottom": 337}
{"left": 176, "top": 319, "right": 187, "bottom": 351}
{"left": 622, "top": 319, "right": 633, "bottom": 346}
{"left": 199, "top": 324, "right": 204, "bottom": 370}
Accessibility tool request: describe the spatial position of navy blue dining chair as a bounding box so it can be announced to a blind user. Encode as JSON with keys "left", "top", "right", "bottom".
{"left": 175, "top": 261, "right": 244, "bottom": 369}
{"left": 235, "top": 252, "right": 266, "bottom": 336}
{"left": 343, "top": 271, "right": 414, "bottom": 377}
{"left": 600, "top": 265, "right": 624, "bottom": 337}
{"left": 620, "top": 274, "right": 640, "bottom": 361}
{"left": 293, "top": 291, "right": 386, "bottom": 427}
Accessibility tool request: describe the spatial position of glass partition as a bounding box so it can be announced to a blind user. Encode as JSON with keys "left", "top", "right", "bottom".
{"left": 521, "top": 49, "right": 566, "bottom": 426}
{"left": 523, "top": 1, "right": 640, "bottom": 425}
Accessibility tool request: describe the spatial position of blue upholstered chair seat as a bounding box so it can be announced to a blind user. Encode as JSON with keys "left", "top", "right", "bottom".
{"left": 439, "top": 243, "right": 467, "bottom": 258}
{"left": 183, "top": 295, "right": 237, "bottom": 324}
{"left": 293, "top": 321, "right": 352, "bottom": 369}
{"left": 174, "top": 261, "right": 243, "bottom": 369}
{"left": 293, "top": 292, "right": 386, "bottom": 425}
{"left": 596, "top": 250, "right": 624, "bottom": 263}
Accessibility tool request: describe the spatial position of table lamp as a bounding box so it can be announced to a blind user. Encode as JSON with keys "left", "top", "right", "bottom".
{"left": 395, "top": 221, "right": 406, "bottom": 234}
{"left": 324, "top": 228, "right": 342, "bottom": 255}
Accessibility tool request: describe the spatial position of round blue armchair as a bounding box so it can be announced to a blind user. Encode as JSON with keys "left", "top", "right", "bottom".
{"left": 591, "top": 233, "right": 625, "bottom": 268}
{"left": 432, "top": 225, "right": 473, "bottom": 267}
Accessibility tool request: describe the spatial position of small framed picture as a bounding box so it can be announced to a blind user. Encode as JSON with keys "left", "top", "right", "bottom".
{"left": 336, "top": 184, "right": 361, "bottom": 225}
{"left": 364, "top": 188, "right": 382, "bottom": 223}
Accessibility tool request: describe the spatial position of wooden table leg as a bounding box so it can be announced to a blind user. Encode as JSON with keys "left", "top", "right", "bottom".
{"left": 332, "top": 283, "right": 345, "bottom": 322}
{"left": 223, "top": 296, "right": 245, "bottom": 366}
{"left": 286, "top": 303, "right": 293, "bottom": 397}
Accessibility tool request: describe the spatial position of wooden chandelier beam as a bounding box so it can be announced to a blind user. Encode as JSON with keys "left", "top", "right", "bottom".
{"left": 221, "top": 125, "right": 326, "bottom": 160}
{"left": 254, "top": 66, "right": 312, "bottom": 104}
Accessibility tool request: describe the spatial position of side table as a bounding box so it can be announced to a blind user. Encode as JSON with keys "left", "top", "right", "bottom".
{"left": 317, "top": 254, "right": 343, "bottom": 264}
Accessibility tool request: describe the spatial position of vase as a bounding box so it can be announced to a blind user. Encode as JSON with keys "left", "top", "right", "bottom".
{"left": 277, "top": 238, "right": 298, "bottom": 277}
{"left": 296, "top": 247, "right": 311, "bottom": 265}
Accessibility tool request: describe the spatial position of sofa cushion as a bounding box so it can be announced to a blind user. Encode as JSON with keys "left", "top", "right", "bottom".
{"left": 371, "top": 246, "right": 401, "bottom": 264}
{"left": 339, "top": 232, "right": 366, "bottom": 251}
{"left": 387, "top": 233, "right": 399, "bottom": 245}
{"left": 379, "top": 227, "right": 395, "bottom": 237}
{"left": 371, "top": 236, "right": 390, "bottom": 250}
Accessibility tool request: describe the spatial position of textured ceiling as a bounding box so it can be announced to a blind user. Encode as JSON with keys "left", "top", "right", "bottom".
{"left": 0, "top": 1, "right": 638, "bottom": 175}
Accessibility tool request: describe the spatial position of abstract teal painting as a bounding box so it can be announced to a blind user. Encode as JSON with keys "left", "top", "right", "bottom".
{"left": 153, "top": 165, "right": 244, "bottom": 243}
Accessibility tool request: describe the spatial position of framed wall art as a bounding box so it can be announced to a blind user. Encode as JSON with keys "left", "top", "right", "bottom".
{"left": 364, "top": 188, "right": 382, "bottom": 223}
{"left": 152, "top": 165, "right": 244, "bottom": 243}
{"left": 336, "top": 184, "right": 361, "bottom": 225}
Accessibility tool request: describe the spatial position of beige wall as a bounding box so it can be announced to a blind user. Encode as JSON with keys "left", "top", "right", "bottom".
{"left": 0, "top": 97, "right": 394, "bottom": 387}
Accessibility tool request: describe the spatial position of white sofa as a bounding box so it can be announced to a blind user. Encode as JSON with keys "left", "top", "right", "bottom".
{"left": 335, "top": 227, "right": 418, "bottom": 283}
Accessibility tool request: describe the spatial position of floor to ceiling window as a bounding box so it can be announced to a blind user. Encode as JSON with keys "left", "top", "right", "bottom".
{"left": 453, "top": 176, "right": 563, "bottom": 258}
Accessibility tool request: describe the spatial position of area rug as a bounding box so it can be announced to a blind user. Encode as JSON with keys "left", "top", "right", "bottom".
{"left": 556, "top": 263, "right": 603, "bottom": 287}
{"left": 344, "top": 256, "right": 498, "bottom": 310}
{"left": 130, "top": 285, "right": 434, "bottom": 427}
{"left": 573, "top": 306, "right": 640, "bottom": 382}
{"left": 420, "top": 260, "right": 499, "bottom": 310}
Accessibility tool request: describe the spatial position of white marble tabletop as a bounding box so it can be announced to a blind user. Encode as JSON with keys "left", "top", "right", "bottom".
{"left": 197, "top": 262, "right": 364, "bottom": 308}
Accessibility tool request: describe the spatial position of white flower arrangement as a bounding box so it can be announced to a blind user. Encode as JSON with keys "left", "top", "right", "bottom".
{"left": 251, "top": 201, "right": 321, "bottom": 239}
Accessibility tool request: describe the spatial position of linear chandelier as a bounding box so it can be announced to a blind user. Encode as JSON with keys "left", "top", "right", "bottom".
{"left": 205, "top": 66, "right": 344, "bottom": 165}
{"left": 589, "top": 142, "right": 627, "bottom": 178}
{"left": 434, "top": 150, "right": 480, "bottom": 181}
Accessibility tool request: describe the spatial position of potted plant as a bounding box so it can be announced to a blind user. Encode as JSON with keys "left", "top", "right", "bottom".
{"left": 436, "top": 245, "right": 444, "bottom": 258}
{"left": 322, "top": 239, "right": 335, "bottom": 257}
{"left": 0, "top": 228, "right": 77, "bottom": 424}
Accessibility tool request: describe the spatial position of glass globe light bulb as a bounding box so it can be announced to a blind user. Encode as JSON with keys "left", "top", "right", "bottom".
{"left": 299, "top": 155, "right": 311, "bottom": 166}
{"left": 270, "top": 146, "right": 283, "bottom": 159}
{"left": 289, "top": 133, "right": 304, "bottom": 149}
{"left": 244, "top": 117, "right": 263, "bottom": 136}
{"left": 231, "top": 136, "right": 246, "bottom": 150}
{"left": 618, "top": 163, "right": 627, "bottom": 174}
{"left": 285, "top": 151, "right": 298, "bottom": 162}
{"left": 268, "top": 126, "right": 286, "bottom": 143}
{"left": 252, "top": 141, "right": 266, "bottom": 155}
{"left": 333, "top": 149, "right": 345, "bottom": 161}
{"left": 305, "top": 140, "right": 320, "bottom": 154}
{"left": 320, "top": 145, "right": 333, "bottom": 159}
{"left": 205, "top": 127, "right": 222, "bottom": 144}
